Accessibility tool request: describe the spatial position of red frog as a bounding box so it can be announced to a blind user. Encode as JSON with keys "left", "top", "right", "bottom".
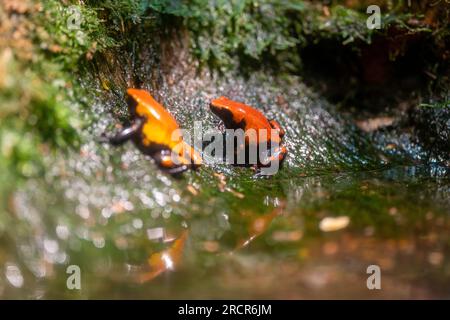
{"left": 105, "top": 89, "right": 202, "bottom": 175}
{"left": 210, "top": 96, "right": 287, "bottom": 170}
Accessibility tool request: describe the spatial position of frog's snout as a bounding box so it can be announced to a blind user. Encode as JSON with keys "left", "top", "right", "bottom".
{"left": 209, "top": 101, "right": 219, "bottom": 113}
{"left": 209, "top": 98, "right": 223, "bottom": 114}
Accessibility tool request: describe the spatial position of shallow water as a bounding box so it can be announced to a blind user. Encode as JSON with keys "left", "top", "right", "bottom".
{"left": 0, "top": 67, "right": 449, "bottom": 299}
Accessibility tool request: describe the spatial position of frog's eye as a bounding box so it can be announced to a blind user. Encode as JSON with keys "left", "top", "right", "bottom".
{"left": 212, "top": 105, "right": 232, "bottom": 118}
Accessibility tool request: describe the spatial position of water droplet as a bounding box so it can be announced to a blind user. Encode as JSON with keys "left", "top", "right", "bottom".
{"left": 5, "top": 263, "right": 24, "bottom": 288}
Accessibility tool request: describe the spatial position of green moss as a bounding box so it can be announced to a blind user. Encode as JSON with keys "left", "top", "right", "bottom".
{"left": 0, "top": 0, "right": 149, "bottom": 185}
{"left": 37, "top": 1, "right": 117, "bottom": 67}
{"left": 147, "top": 0, "right": 303, "bottom": 71}
{"left": 420, "top": 99, "right": 450, "bottom": 109}
{"left": 0, "top": 59, "right": 77, "bottom": 174}
{"left": 144, "top": 0, "right": 448, "bottom": 77}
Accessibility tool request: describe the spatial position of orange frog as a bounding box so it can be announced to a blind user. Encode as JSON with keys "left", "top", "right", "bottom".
{"left": 210, "top": 96, "right": 287, "bottom": 168}
{"left": 137, "top": 230, "right": 189, "bottom": 283}
{"left": 106, "top": 89, "right": 201, "bottom": 175}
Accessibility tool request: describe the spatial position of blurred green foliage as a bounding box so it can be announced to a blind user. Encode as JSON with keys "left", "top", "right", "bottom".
{"left": 0, "top": 54, "right": 78, "bottom": 178}
{"left": 146, "top": 0, "right": 445, "bottom": 72}
{"left": 151, "top": 0, "right": 304, "bottom": 71}
{"left": 0, "top": 0, "right": 133, "bottom": 186}
{"left": 38, "top": 1, "right": 117, "bottom": 67}
{"left": 149, "top": 0, "right": 449, "bottom": 111}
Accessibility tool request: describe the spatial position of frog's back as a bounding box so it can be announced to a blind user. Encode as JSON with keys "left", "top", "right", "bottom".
{"left": 127, "top": 89, "right": 182, "bottom": 147}
{"left": 239, "top": 103, "right": 272, "bottom": 130}
{"left": 211, "top": 96, "right": 272, "bottom": 130}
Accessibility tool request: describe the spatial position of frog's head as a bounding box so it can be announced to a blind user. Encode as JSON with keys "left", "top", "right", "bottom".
{"left": 126, "top": 88, "right": 163, "bottom": 121}
{"left": 126, "top": 88, "right": 143, "bottom": 118}
{"left": 210, "top": 96, "right": 246, "bottom": 129}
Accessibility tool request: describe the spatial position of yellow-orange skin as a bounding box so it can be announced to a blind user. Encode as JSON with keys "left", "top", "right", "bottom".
{"left": 127, "top": 89, "right": 202, "bottom": 167}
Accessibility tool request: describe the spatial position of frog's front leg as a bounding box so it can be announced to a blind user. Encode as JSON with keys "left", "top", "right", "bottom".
{"left": 262, "top": 145, "right": 287, "bottom": 166}
{"left": 152, "top": 149, "right": 188, "bottom": 175}
{"left": 253, "top": 145, "right": 287, "bottom": 176}
{"left": 105, "top": 118, "right": 144, "bottom": 146}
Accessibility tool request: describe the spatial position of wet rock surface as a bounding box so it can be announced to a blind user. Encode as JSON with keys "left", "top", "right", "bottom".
{"left": 0, "top": 35, "right": 449, "bottom": 299}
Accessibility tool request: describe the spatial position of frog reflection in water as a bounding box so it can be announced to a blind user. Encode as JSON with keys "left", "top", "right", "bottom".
{"left": 136, "top": 203, "right": 283, "bottom": 283}
{"left": 106, "top": 89, "right": 202, "bottom": 175}
{"left": 137, "top": 230, "right": 189, "bottom": 283}
{"left": 235, "top": 204, "right": 284, "bottom": 250}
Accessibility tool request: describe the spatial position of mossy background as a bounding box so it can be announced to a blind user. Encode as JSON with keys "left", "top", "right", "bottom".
{"left": 0, "top": 0, "right": 449, "bottom": 298}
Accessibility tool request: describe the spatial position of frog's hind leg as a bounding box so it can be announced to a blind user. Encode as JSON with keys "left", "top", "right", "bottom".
{"left": 152, "top": 149, "right": 188, "bottom": 176}
{"left": 266, "top": 145, "right": 287, "bottom": 164}
{"left": 103, "top": 118, "right": 144, "bottom": 146}
{"left": 164, "top": 165, "right": 189, "bottom": 176}
{"left": 269, "top": 119, "right": 285, "bottom": 138}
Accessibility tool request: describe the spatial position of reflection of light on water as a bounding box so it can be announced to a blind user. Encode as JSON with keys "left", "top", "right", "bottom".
{"left": 147, "top": 227, "right": 164, "bottom": 241}
{"left": 5, "top": 263, "right": 24, "bottom": 288}
{"left": 56, "top": 225, "right": 70, "bottom": 240}
{"left": 263, "top": 196, "right": 281, "bottom": 207}
{"left": 138, "top": 192, "right": 155, "bottom": 207}
{"left": 76, "top": 205, "right": 90, "bottom": 219}
{"left": 93, "top": 236, "right": 105, "bottom": 248}
{"left": 29, "top": 260, "right": 47, "bottom": 278}
{"left": 161, "top": 253, "right": 174, "bottom": 270}
{"left": 172, "top": 194, "right": 181, "bottom": 202}
{"left": 132, "top": 218, "right": 143, "bottom": 229}
{"left": 44, "top": 238, "right": 59, "bottom": 254}
{"left": 153, "top": 190, "right": 167, "bottom": 206}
